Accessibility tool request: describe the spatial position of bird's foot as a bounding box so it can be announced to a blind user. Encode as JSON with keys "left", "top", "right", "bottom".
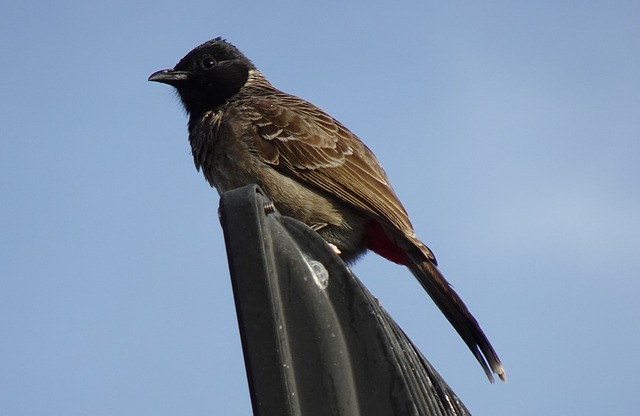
{"left": 327, "top": 243, "right": 342, "bottom": 255}
{"left": 310, "top": 222, "right": 328, "bottom": 232}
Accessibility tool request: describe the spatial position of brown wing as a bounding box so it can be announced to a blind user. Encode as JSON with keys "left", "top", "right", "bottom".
{"left": 245, "top": 94, "right": 416, "bottom": 241}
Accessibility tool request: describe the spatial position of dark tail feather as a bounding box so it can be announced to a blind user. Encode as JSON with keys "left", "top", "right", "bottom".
{"left": 406, "top": 255, "right": 506, "bottom": 383}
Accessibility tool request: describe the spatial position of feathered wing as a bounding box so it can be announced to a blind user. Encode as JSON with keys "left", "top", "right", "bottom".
{"left": 244, "top": 91, "right": 505, "bottom": 382}
{"left": 246, "top": 96, "right": 423, "bottom": 249}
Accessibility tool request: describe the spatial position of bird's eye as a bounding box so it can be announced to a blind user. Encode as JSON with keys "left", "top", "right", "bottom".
{"left": 201, "top": 57, "right": 217, "bottom": 69}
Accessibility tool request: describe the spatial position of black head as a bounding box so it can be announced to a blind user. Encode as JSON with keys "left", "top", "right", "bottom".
{"left": 149, "top": 37, "right": 255, "bottom": 115}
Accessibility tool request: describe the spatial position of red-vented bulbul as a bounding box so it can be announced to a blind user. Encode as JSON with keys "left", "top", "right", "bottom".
{"left": 149, "top": 37, "right": 505, "bottom": 382}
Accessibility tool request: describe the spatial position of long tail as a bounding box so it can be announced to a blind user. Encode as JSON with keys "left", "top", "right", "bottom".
{"left": 405, "top": 252, "right": 506, "bottom": 382}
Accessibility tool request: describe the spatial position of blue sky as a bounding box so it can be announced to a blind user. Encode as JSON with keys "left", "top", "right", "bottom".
{"left": 2, "top": 2, "right": 639, "bottom": 415}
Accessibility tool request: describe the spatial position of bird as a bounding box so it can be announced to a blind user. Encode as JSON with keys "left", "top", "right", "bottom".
{"left": 149, "top": 37, "right": 506, "bottom": 382}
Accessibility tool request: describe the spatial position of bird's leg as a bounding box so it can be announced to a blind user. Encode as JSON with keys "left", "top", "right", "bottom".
{"left": 309, "top": 222, "right": 328, "bottom": 232}
{"left": 310, "top": 222, "right": 342, "bottom": 255}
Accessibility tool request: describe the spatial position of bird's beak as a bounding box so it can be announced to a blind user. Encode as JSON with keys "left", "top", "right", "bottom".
{"left": 148, "top": 69, "right": 190, "bottom": 85}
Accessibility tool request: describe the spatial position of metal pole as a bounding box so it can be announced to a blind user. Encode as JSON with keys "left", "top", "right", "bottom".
{"left": 219, "top": 184, "right": 470, "bottom": 416}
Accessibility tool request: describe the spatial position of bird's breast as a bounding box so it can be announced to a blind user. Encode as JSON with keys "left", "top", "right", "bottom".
{"left": 188, "top": 108, "right": 263, "bottom": 195}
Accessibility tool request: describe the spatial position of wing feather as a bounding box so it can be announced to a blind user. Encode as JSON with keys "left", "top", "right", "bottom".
{"left": 246, "top": 96, "right": 414, "bottom": 237}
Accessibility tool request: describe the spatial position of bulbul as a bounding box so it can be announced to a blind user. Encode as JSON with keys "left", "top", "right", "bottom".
{"left": 149, "top": 37, "right": 505, "bottom": 382}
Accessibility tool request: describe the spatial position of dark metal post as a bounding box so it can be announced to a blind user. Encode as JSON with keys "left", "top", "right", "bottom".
{"left": 219, "top": 184, "right": 470, "bottom": 416}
